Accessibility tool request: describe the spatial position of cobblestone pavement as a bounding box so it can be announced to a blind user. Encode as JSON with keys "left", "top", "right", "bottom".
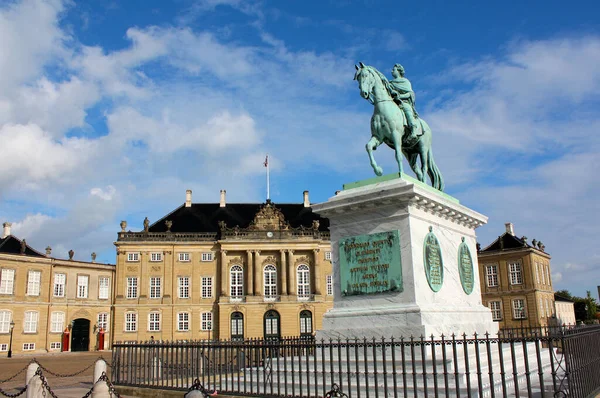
{"left": 0, "top": 351, "right": 116, "bottom": 397}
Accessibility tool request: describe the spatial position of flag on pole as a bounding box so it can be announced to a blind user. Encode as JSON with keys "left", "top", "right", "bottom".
{"left": 264, "top": 155, "right": 269, "bottom": 167}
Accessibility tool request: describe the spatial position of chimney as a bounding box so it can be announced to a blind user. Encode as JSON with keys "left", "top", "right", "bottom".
{"left": 185, "top": 189, "right": 192, "bottom": 207}
{"left": 220, "top": 190, "right": 226, "bottom": 207}
{"left": 505, "top": 222, "right": 514, "bottom": 236}
{"left": 303, "top": 190, "right": 310, "bottom": 207}
{"left": 2, "top": 222, "right": 11, "bottom": 238}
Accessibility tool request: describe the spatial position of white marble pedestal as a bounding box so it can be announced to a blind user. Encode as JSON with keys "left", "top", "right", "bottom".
{"left": 313, "top": 174, "right": 498, "bottom": 340}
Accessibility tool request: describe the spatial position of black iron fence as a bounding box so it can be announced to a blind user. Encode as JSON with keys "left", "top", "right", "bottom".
{"left": 112, "top": 325, "right": 600, "bottom": 398}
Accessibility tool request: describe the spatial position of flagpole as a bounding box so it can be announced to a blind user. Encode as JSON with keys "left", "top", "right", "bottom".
{"left": 266, "top": 154, "right": 270, "bottom": 201}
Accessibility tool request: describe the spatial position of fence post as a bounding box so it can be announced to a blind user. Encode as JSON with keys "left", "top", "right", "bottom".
{"left": 26, "top": 362, "right": 43, "bottom": 398}
{"left": 91, "top": 358, "right": 109, "bottom": 398}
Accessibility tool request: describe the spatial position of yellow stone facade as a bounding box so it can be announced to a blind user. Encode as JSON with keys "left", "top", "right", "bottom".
{"left": 478, "top": 223, "right": 554, "bottom": 330}
{"left": 0, "top": 236, "right": 115, "bottom": 355}
{"left": 112, "top": 192, "right": 333, "bottom": 342}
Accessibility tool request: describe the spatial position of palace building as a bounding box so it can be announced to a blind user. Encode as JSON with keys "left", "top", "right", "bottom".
{"left": 477, "top": 222, "right": 554, "bottom": 329}
{"left": 112, "top": 190, "right": 333, "bottom": 342}
{"left": 0, "top": 223, "right": 115, "bottom": 355}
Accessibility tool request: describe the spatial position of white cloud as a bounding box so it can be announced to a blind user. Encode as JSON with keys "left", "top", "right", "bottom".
{"left": 91, "top": 186, "right": 117, "bottom": 201}
{"left": 11, "top": 213, "right": 53, "bottom": 239}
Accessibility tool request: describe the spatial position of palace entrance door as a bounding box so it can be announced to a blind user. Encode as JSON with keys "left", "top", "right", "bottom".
{"left": 71, "top": 318, "right": 90, "bottom": 352}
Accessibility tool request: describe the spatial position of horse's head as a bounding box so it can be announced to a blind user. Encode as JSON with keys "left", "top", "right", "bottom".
{"left": 354, "top": 62, "right": 374, "bottom": 100}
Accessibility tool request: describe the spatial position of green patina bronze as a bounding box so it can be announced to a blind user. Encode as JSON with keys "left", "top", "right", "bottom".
{"left": 342, "top": 172, "right": 459, "bottom": 204}
{"left": 423, "top": 226, "right": 444, "bottom": 292}
{"left": 354, "top": 62, "right": 445, "bottom": 191}
{"left": 339, "top": 230, "right": 402, "bottom": 296}
{"left": 458, "top": 237, "right": 474, "bottom": 295}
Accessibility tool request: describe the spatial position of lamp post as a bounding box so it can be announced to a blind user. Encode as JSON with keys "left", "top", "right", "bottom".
{"left": 519, "top": 306, "right": 525, "bottom": 337}
{"left": 8, "top": 321, "right": 15, "bottom": 358}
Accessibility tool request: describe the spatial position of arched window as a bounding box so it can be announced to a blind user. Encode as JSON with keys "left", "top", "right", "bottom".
{"left": 297, "top": 264, "right": 310, "bottom": 299}
{"left": 300, "top": 310, "right": 312, "bottom": 337}
{"left": 231, "top": 312, "right": 244, "bottom": 341}
{"left": 263, "top": 265, "right": 277, "bottom": 299}
{"left": 264, "top": 310, "right": 280, "bottom": 341}
{"left": 230, "top": 265, "right": 244, "bottom": 298}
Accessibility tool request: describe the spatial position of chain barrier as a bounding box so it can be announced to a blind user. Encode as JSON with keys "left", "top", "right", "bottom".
{"left": 185, "top": 378, "right": 217, "bottom": 397}
{"left": 324, "top": 383, "right": 349, "bottom": 398}
{"left": 95, "top": 372, "right": 122, "bottom": 398}
{"left": 34, "top": 368, "right": 59, "bottom": 398}
{"left": 0, "top": 386, "right": 27, "bottom": 398}
{"left": 34, "top": 359, "right": 96, "bottom": 378}
{"left": 0, "top": 366, "right": 28, "bottom": 384}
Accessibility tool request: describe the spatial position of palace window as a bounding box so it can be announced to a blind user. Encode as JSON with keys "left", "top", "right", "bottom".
{"left": 125, "top": 313, "right": 137, "bottom": 332}
{"left": 230, "top": 266, "right": 244, "bottom": 298}
{"left": 50, "top": 312, "right": 65, "bottom": 333}
{"left": 23, "top": 343, "right": 35, "bottom": 351}
{"left": 99, "top": 277, "right": 110, "bottom": 299}
{"left": 178, "top": 253, "right": 190, "bottom": 262}
{"left": 485, "top": 265, "right": 498, "bottom": 287}
{"left": 27, "top": 270, "right": 41, "bottom": 296}
{"left": 148, "top": 313, "right": 160, "bottom": 332}
{"left": 0, "top": 311, "right": 11, "bottom": 333}
{"left": 127, "top": 252, "right": 139, "bottom": 262}
{"left": 98, "top": 313, "right": 109, "bottom": 332}
{"left": 325, "top": 251, "right": 332, "bottom": 261}
{"left": 150, "top": 252, "right": 163, "bottom": 262}
{"left": 50, "top": 342, "right": 61, "bottom": 350}
{"left": 24, "top": 311, "right": 38, "bottom": 333}
{"left": 300, "top": 310, "right": 313, "bottom": 335}
{"left": 0, "top": 344, "right": 8, "bottom": 351}
{"left": 201, "top": 252, "right": 213, "bottom": 262}
{"left": 297, "top": 264, "right": 310, "bottom": 299}
{"left": 77, "top": 275, "right": 89, "bottom": 298}
{"left": 263, "top": 265, "right": 277, "bottom": 299}
{"left": 126, "top": 277, "right": 138, "bottom": 299}
{"left": 53, "top": 273, "right": 65, "bottom": 297}
{"left": 509, "top": 262, "right": 523, "bottom": 285}
{"left": 534, "top": 262, "right": 540, "bottom": 284}
{"left": 489, "top": 301, "right": 502, "bottom": 321}
{"left": 326, "top": 275, "right": 333, "bottom": 296}
{"left": 231, "top": 312, "right": 244, "bottom": 341}
{"left": 201, "top": 312, "right": 213, "bottom": 331}
{"left": 0, "top": 269, "right": 14, "bottom": 294}
{"left": 149, "top": 277, "right": 161, "bottom": 298}
{"left": 201, "top": 277, "right": 213, "bottom": 298}
{"left": 178, "top": 312, "right": 189, "bottom": 331}
{"left": 178, "top": 277, "right": 190, "bottom": 298}
{"left": 512, "top": 299, "right": 526, "bottom": 319}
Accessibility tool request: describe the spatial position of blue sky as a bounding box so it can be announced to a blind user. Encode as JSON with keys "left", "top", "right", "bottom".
{"left": 1, "top": 0, "right": 599, "bottom": 298}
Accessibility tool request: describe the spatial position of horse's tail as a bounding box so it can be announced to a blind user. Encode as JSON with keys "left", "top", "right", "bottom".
{"left": 427, "top": 148, "right": 445, "bottom": 191}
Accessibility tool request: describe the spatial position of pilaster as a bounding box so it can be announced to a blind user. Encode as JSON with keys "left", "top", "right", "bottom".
{"left": 280, "top": 250, "right": 287, "bottom": 295}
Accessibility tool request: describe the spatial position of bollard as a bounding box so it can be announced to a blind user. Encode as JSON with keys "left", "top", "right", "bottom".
{"left": 91, "top": 358, "right": 110, "bottom": 398}
{"left": 26, "top": 362, "right": 43, "bottom": 398}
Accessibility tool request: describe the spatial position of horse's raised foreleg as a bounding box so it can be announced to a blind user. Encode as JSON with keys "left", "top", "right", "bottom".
{"left": 366, "top": 136, "right": 383, "bottom": 176}
{"left": 391, "top": 130, "right": 404, "bottom": 175}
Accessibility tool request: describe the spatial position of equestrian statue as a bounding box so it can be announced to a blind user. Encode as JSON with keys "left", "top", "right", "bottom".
{"left": 354, "top": 62, "right": 444, "bottom": 191}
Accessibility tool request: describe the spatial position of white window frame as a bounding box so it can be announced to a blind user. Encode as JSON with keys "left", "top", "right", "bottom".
{"left": 23, "top": 343, "right": 35, "bottom": 351}
{"left": 99, "top": 277, "right": 110, "bottom": 300}
{"left": 325, "top": 251, "right": 332, "bottom": 261}
{"left": 326, "top": 274, "right": 333, "bottom": 296}
{"left": 98, "top": 313, "right": 109, "bottom": 332}
{"left": 0, "top": 269, "right": 15, "bottom": 295}
{"left": 201, "top": 252, "right": 213, "bottom": 262}
{"left": 177, "top": 312, "right": 189, "bottom": 331}
{"left": 77, "top": 275, "right": 89, "bottom": 298}
{"left": 127, "top": 252, "right": 140, "bottom": 262}
{"left": 125, "top": 312, "right": 137, "bottom": 332}
{"left": 178, "top": 277, "right": 190, "bottom": 298}
{"left": 53, "top": 273, "right": 66, "bottom": 297}
{"left": 0, "top": 310, "right": 11, "bottom": 333}
{"left": 300, "top": 311, "right": 313, "bottom": 334}
{"left": 201, "top": 312, "right": 213, "bottom": 331}
{"left": 27, "top": 270, "right": 41, "bottom": 296}
{"left": 50, "top": 342, "right": 61, "bottom": 350}
{"left": 489, "top": 301, "right": 502, "bottom": 321}
{"left": 126, "top": 277, "right": 138, "bottom": 299}
{"left": 50, "top": 312, "right": 65, "bottom": 333}
{"left": 297, "top": 264, "right": 310, "bottom": 299}
{"left": 150, "top": 252, "right": 163, "bottom": 262}
{"left": 485, "top": 264, "right": 498, "bottom": 287}
{"left": 534, "top": 262, "right": 540, "bottom": 284}
{"left": 24, "top": 311, "right": 38, "bottom": 333}
{"left": 178, "top": 253, "right": 190, "bottom": 262}
{"left": 149, "top": 277, "right": 161, "bottom": 298}
{"left": 201, "top": 277, "right": 213, "bottom": 298}
{"left": 512, "top": 299, "right": 526, "bottom": 319}
{"left": 230, "top": 265, "right": 243, "bottom": 298}
{"left": 509, "top": 262, "right": 523, "bottom": 285}
{"left": 148, "top": 312, "right": 160, "bottom": 332}
{"left": 0, "top": 343, "right": 8, "bottom": 351}
{"left": 263, "top": 265, "right": 277, "bottom": 299}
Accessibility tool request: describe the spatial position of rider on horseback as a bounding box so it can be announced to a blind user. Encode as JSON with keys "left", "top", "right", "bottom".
{"left": 389, "top": 63, "right": 420, "bottom": 142}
